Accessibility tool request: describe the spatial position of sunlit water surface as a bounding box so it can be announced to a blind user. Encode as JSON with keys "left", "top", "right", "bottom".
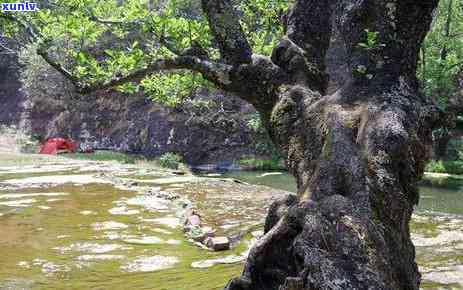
{"left": 0, "top": 155, "right": 462, "bottom": 289}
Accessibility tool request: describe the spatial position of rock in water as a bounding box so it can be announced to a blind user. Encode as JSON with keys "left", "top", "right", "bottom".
{"left": 206, "top": 237, "right": 230, "bottom": 251}
{"left": 186, "top": 215, "right": 201, "bottom": 227}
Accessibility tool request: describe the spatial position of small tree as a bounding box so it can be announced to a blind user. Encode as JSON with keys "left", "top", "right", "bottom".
{"left": 419, "top": 0, "right": 463, "bottom": 159}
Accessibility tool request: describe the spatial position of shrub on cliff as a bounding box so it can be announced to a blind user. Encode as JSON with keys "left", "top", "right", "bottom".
{"left": 159, "top": 152, "right": 183, "bottom": 170}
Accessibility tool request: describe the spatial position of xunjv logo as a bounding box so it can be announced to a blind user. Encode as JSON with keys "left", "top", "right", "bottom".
{"left": 1, "top": 2, "right": 38, "bottom": 12}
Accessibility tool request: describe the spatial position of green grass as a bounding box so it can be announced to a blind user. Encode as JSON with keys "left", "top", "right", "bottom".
{"left": 65, "top": 150, "right": 143, "bottom": 164}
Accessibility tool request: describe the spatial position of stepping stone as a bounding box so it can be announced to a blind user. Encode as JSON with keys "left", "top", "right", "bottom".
{"left": 205, "top": 236, "right": 230, "bottom": 251}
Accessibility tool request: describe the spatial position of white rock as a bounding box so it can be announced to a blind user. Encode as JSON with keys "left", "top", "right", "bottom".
{"left": 123, "top": 236, "right": 163, "bottom": 245}
{"left": 121, "top": 256, "right": 179, "bottom": 272}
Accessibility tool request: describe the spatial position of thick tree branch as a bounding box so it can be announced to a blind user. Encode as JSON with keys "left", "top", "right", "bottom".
{"left": 335, "top": 0, "right": 439, "bottom": 87}
{"left": 283, "top": 0, "right": 333, "bottom": 70}
{"left": 268, "top": 1, "right": 333, "bottom": 93}
{"left": 36, "top": 44, "right": 81, "bottom": 84}
{"left": 201, "top": 0, "right": 252, "bottom": 65}
{"left": 68, "top": 56, "right": 234, "bottom": 94}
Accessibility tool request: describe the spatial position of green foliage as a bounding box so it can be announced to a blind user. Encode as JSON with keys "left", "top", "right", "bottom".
{"left": 425, "top": 159, "right": 463, "bottom": 175}
{"left": 159, "top": 152, "right": 183, "bottom": 169}
{"left": 1, "top": 0, "right": 290, "bottom": 108}
{"left": 418, "top": 0, "right": 463, "bottom": 110}
{"left": 2, "top": 0, "right": 220, "bottom": 107}
{"left": 245, "top": 113, "right": 281, "bottom": 157}
{"left": 357, "top": 29, "right": 384, "bottom": 51}
{"left": 239, "top": 0, "right": 288, "bottom": 55}
{"left": 246, "top": 113, "right": 262, "bottom": 133}
{"left": 188, "top": 99, "right": 213, "bottom": 110}
{"left": 425, "top": 160, "right": 448, "bottom": 173}
{"left": 141, "top": 72, "right": 213, "bottom": 107}
{"left": 354, "top": 65, "right": 368, "bottom": 75}
{"left": 149, "top": 3, "right": 212, "bottom": 55}
{"left": 238, "top": 156, "right": 285, "bottom": 171}
{"left": 18, "top": 43, "right": 76, "bottom": 111}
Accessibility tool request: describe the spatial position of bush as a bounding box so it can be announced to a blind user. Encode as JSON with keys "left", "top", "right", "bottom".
{"left": 425, "top": 160, "right": 463, "bottom": 175}
{"left": 159, "top": 152, "right": 183, "bottom": 170}
{"left": 425, "top": 160, "right": 447, "bottom": 173}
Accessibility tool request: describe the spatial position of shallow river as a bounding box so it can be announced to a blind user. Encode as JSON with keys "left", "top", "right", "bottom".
{"left": 0, "top": 154, "right": 462, "bottom": 289}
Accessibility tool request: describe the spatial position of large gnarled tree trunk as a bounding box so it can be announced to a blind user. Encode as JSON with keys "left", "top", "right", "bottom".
{"left": 216, "top": 1, "right": 441, "bottom": 289}
{"left": 31, "top": 0, "right": 441, "bottom": 289}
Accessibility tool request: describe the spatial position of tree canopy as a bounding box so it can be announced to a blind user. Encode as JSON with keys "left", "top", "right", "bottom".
{"left": 1, "top": 0, "right": 287, "bottom": 106}
{"left": 2, "top": 0, "right": 461, "bottom": 111}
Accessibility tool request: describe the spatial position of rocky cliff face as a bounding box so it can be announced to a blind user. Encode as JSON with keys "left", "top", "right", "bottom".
{"left": 42, "top": 91, "right": 259, "bottom": 165}
{"left": 0, "top": 45, "right": 26, "bottom": 126}
{"left": 0, "top": 43, "right": 261, "bottom": 166}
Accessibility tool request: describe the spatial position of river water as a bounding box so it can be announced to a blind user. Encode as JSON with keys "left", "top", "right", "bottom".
{"left": 0, "top": 154, "right": 462, "bottom": 289}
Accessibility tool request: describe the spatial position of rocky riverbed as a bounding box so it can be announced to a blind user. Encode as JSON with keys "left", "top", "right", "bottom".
{"left": 0, "top": 154, "right": 287, "bottom": 289}
{"left": 0, "top": 154, "right": 462, "bottom": 289}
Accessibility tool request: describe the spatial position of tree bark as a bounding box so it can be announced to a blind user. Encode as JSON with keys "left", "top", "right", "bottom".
{"left": 222, "top": 1, "right": 442, "bottom": 289}
{"left": 434, "top": 131, "right": 451, "bottom": 158}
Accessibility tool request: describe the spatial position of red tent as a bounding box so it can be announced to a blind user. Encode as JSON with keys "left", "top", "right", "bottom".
{"left": 39, "top": 138, "right": 77, "bottom": 155}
